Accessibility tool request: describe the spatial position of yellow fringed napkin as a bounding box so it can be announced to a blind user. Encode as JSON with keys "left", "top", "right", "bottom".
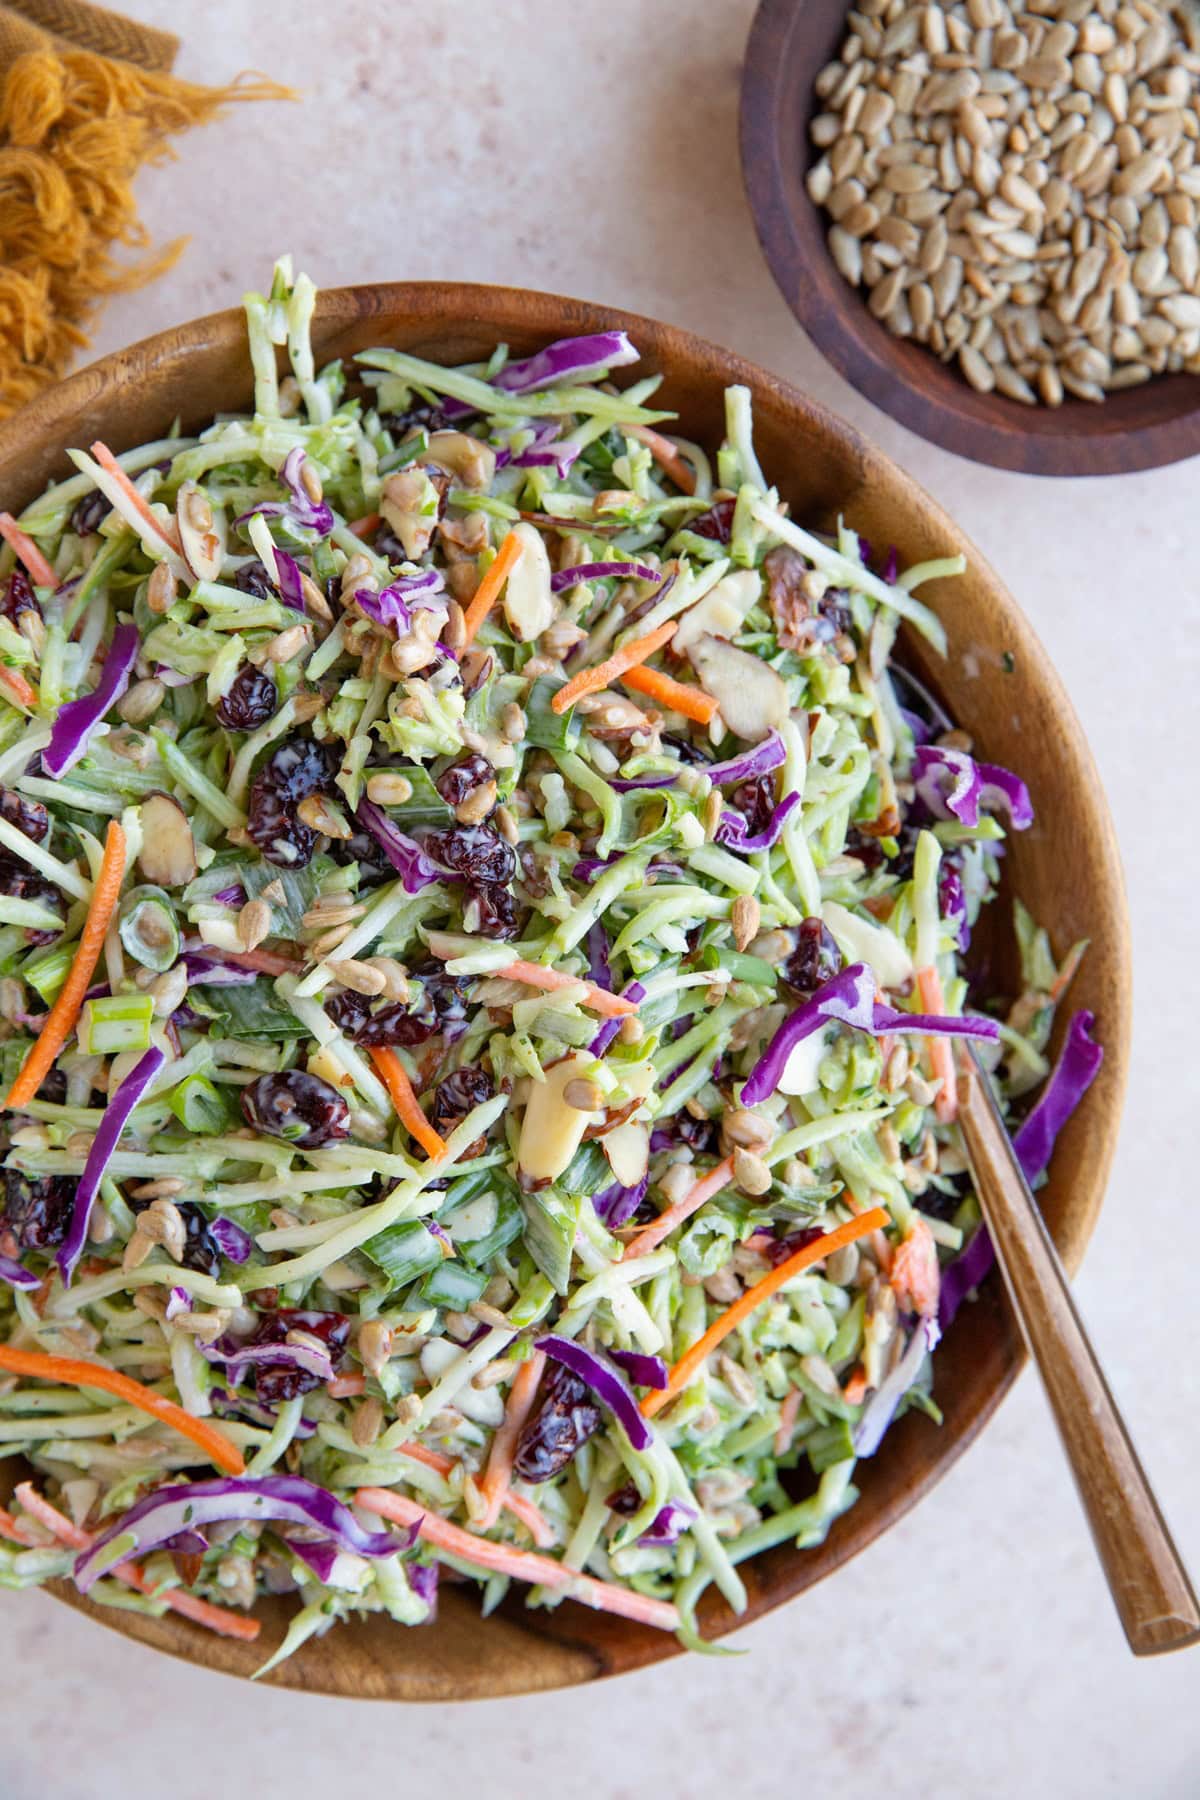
{"left": 0, "top": 0, "right": 294, "bottom": 417}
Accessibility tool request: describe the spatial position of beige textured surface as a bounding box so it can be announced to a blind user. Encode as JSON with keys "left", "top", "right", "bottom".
{"left": 5, "top": 2, "right": 1199, "bottom": 1794}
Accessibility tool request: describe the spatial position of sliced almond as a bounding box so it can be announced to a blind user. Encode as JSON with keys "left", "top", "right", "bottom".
{"left": 602, "top": 1119, "right": 649, "bottom": 1187}
{"left": 517, "top": 1054, "right": 603, "bottom": 1182}
{"left": 671, "top": 570, "right": 761, "bottom": 654}
{"left": 686, "top": 634, "right": 789, "bottom": 741}
{"left": 136, "top": 792, "right": 197, "bottom": 888}
{"left": 502, "top": 521, "right": 555, "bottom": 643}
{"left": 176, "top": 481, "right": 226, "bottom": 584}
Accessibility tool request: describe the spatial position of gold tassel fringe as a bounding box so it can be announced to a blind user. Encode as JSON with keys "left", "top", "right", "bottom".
{"left": 0, "top": 47, "right": 295, "bottom": 418}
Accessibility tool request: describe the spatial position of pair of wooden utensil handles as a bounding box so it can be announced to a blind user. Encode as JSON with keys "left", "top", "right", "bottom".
{"left": 957, "top": 1060, "right": 1199, "bottom": 1657}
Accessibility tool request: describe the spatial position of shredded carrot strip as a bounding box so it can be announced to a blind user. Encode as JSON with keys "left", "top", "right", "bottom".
{"left": 0, "top": 666, "right": 38, "bottom": 711}
{"left": 14, "top": 1483, "right": 259, "bottom": 1640}
{"left": 0, "top": 1505, "right": 39, "bottom": 1546}
{"left": 641, "top": 1207, "right": 890, "bottom": 1418}
{"left": 477, "top": 1349, "right": 545, "bottom": 1529}
{"left": 0, "top": 512, "right": 58, "bottom": 588}
{"left": 90, "top": 442, "right": 182, "bottom": 554}
{"left": 0, "top": 1347, "right": 245, "bottom": 1474}
{"left": 368, "top": 1047, "right": 448, "bottom": 1158}
{"left": 355, "top": 1487, "right": 680, "bottom": 1631}
{"left": 550, "top": 619, "right": 677, "bottom": 715}
{"left": 6, "top": 819, "right": 124, "bottom": 1109}
{"left": 889, "top": 1216, "right": 940, "bottom": 1318}
{"left": 1050, "top": 940, "right": 1087, "bottom": 1004}
{"left": 628, "top": 426, "right": 697, "bottom": 496}
{"left": 502, "top": 1488, "right": 556, "bottom": 1548}
{"left": 347, "top": 512, "right": 382, "bottom": 539}
{"left": 497, "top": 958, "right": 636, "bottom": 1018}
{"left": 461, "top": 530, "right": 523, "bottom": 645}
{"left": 217, "top": 945, "right": 304, "bottom": 976}
{"left": 622, "top": 1155, "right": 735, "bottom": 1262}
{"left": 621, "top": 663, "right": 717, "bottom": 723}
{"left": 775, "top": 1386, "right": 802, "bottom": 1458}
{"left": 842, "top": 1367, "right": 869, "bottom": 1405}
{"left": 325, "top": 1374, "right": 366, "bottom": 1398}
{"left": 916, "top": 965, "right": 957, "bottom": 1122}
{"left": 397, "top": 1439, "right": 456, "bottom": 1476}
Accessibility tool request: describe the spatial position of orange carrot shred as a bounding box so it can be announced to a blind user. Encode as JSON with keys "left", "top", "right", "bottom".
{"left": 916, "top": 965, "right": 957, "bottom": 1122}
{"left": 89, "top": 442, "right": 182, "bottom": 554}
{"left": 6, "top": 819, "right": 125, "bottom": 1110}
{"left": 461, "top": 530, "right": 523, "bottom": 645}
{"left": 477, "top": 1349, "right": 545, "bottom": 1529}
{"left": 496, "top": 958, "right": 636, "bottom": 1018}
{"left": 355, "top": 1487, "right": 680, "bottom": 1631}
{"left": 628, "top": 425, "right": 697, "bottom": 495}
{"left": 641, "top": 1207, "right": 889, "bottom": 1418}
{"left": 326, "top": 1374, "right": 366, "bottom": 1398}
{"left": 501, "top": 1488, "right": 556, "bottom": 1548}
{"left": 14, "top": 1483, "right": 259, "bottom": 1641}
{"left": 622, "top": 1155, "right": 735, "bottom": 1261}
{"left": 368, "top": 1046, "right": 448, "bottom": 1158}
{"left": 550, "top": 619, "right": 677, "bottom": 715}
{"left": 0, "top": 1348, "right": 245, "bottom": 1474}
{"left": 0, "top": 666, "right": 38, "bottom": 711}
{"left": 0, "top": 512, "right": 58, "bottom": 588}
{"left": 347, "top": 512, "right": 382, "bottom": 539}
{"left": 622, "top": 663, "right": 717, "bottom": 723}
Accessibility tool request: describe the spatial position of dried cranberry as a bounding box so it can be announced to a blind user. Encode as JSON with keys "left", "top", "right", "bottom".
{"left": 246, "top": 735, "right": 336, "bottom": 867}
{"left": 37, "top": 1067, "right": 67, "bottom": 1105}
{"left": 677, "top": 1112, "right": 717, "bottom": 1155}
{"left": 690, "top": 496, "right": 735, "bottom": 542}
{"left": 765, "top": 1225, "right": 826, "bottom": 1267}
{"left": 0, "top": 567, "right": 39, "bottom": 624}
{"left": 233, "top": 559, "right": 277, "bottom": 601}
{"left": 70, "top": 490, "right": 109, "bottom": 537}
{"left": 782, "top": 918, "right": 843, "bottom": 995}
{"left": 379, "top": 403, "right": 451, "bottom": 437}
{"left": 513, "top": 1364, "right": 602, "bottom": 1483}
{"left": 353, "top": 999, "right": 432, "bottom": 1047}
{"left": 353, "top": 962, "right": 470, "bottom": 1047}
{"left": 179, "top": 1204, "right": 222, "bottom": 1279}
{"left": 325, "top": 989, "right": 371, "bottom": 1036}
{"left": 216, "top": 663, "right": 279, "bottom": 731}
{"left": 0, "top": 787, "right": 48, "bottom": 844}
{"left": 334, "top": 824, "right": 394, "bottom": 884}
{"left": 729, "top": 775, "right": 778, "bottom": 840}
{"left": 372, "top": 526, "right": 408, "bottom": 566}
{"left": 241, "top": 1070, "right": 350, "bottom": 1147}
{"left": 420, "top": 823, "right": 516, "bottom": 887}
{"left": 229, "top": 1308, "right": 350, "bottom": 1405}
{"left": 606, "top": 1482, "right": 641, "bottom": 1515}
{"left": 434, "top": 751, "right": 494, "bottom": 808}
{"left": 2, "top": 1169, "right": 76, "bottom": 1251}
{"left": 0, "top": 856, "right": 64, "bottom": 944}
{"left": 845, "top": 827, "right": 885, "bottom": 870}
{"left": 430, "top": 1067, "right": 493, "bottom": 1135}
{"left": 817, "top": 591, "right": 852, "bottom": 638}
{"left": 464, "top": 882, "right": 524, "bottom": 940}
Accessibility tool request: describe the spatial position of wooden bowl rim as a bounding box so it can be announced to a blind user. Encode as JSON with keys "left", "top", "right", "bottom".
{"left": 739, "top": 0, "right": 1200, "bottom": 476}
{"left": 0, "top": 280, "right": 1131, "bottom": 1697}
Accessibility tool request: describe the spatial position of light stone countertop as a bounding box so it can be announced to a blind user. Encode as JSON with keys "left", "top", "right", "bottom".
{"left": 5, "top": 3, "right": 1199, "bottom": 1795}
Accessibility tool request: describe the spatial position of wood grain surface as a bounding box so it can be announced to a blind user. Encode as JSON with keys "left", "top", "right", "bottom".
{"left": 739, "top": 0, "right": 1200, "bottom": 475}
{"left": 0, "top": 282, "right": 1132, "bottom": 1697}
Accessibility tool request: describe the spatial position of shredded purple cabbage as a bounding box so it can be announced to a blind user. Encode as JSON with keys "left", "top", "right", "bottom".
{"left": 273, "top": 549, "right": 306, "bottom": 612}
{"left": 355, "top": 800, "right": 445, "bottom": 892}
{"left": 638, "top": 1499, "right": 696, "bottom": 1546}
{"left": 59, "top": 1045, "right": 164, "bottom": 1282}
{"left": 180, "top": 951, "right": 259, "bottom": 987}
{"left": 0, "top": 1251, "right": 38, "bottom": 1290}
{"left": 534, "top": 1334, "right": 653, "bottom": 1450}
{"left": 913, "top": 745, "right": 1033, "bottom": 832}
{"left": 209, "top": 1217, "right": 253, "bottom": 1265}
{"left": 589, "top": 979, "right": 645, "bottom": 1056}
{"left": 741, "top": 964, "right": 999, "bottom": 1106}
{"left": 705, "top": 731, "right": 786, "bottom": 786}
{"left": 73, "top": 1475, "right": 411, "bottom": 1595}
{"left": 550, "top": 560, "right": 659, "bottom": 593}
{"left": 592, "top": 1175, "right": 648, "bottom": 1228}
{"left": 44, "top": 621, "right": 139, "bottom": 779}
{"left": 606, "top": 1347, "right": 668, "bottom": 1389}
{"left": 353, "top": 570, "right": 446, "bottom": 633}
{"left": 715, "top": 790, "right": 800, "bottom": 852}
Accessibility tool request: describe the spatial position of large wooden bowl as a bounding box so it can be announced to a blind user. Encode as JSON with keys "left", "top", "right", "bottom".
{"left": 740, "top": 0, "right": 1200, "bottom": 475}
{"left": 0, "top": 284, "right": 1130, "bottom": 1697}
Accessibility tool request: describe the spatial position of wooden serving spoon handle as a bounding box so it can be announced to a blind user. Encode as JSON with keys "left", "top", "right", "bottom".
{"left": 958, "top": 1060, "right": 1200, "bottom": 1657}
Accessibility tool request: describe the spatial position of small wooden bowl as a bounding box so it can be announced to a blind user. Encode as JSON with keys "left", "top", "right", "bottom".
{"left": 740, "top": 0, "right": 1200, "bottom": 475}
{"left": 0, "top": 284, "right": 1130, "bottom": 1696}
